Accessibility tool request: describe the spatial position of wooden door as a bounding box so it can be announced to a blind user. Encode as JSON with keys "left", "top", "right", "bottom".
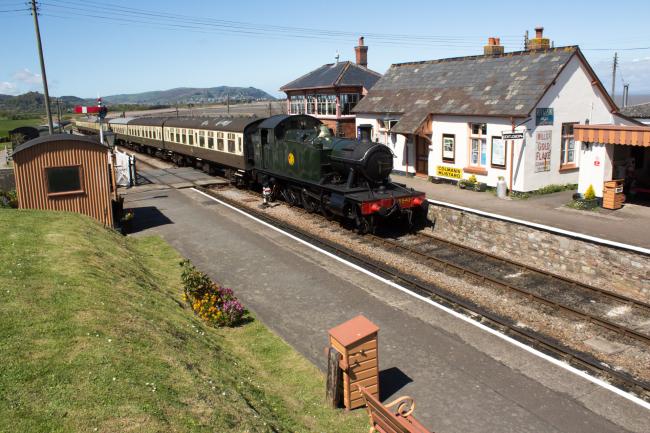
{"left": 415, "top": 136, "right": 429, "bottom": 176}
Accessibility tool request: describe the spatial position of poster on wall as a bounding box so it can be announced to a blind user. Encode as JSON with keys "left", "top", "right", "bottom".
{"left": 535, "top": 130, "right": 552, "bottom": 172}
{"left": 442, "top": 134, "right": 455, "bottom": 161}
{"left": 491, "top": 136, "right": 506, "bottom": 167}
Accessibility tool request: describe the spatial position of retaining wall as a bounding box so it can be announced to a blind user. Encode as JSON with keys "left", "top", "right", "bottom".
{"left": 427, "top": 204, "right": 650, "bottom": 302}
{"left": 0, "top": 168, "right": 15, "bottom": 191}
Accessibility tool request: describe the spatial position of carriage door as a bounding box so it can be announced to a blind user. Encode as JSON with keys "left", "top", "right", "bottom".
{"left": 415, "top": 135, "right": 429, "bottom": 176}
{"left": 261, "top": 129, "right": 270, "bottom": 169}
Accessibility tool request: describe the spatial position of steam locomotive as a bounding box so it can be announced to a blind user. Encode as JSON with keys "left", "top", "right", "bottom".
{"left": 76, "top": 114, "right": 426, "bottom": 233}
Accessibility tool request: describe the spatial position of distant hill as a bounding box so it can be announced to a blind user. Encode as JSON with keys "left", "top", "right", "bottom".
{"left": 100, "top": 86, "right": 275, "bottom": 105}
{"left": 0, "top": 86, "right": 275, "bottom": 117}
{"left": 0, "top": 92, "right": 85, "bottom": 115}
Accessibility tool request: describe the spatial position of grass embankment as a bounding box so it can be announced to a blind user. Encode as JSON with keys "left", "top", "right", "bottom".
{"left": 0, "top": 118, "right": 42, "bottom": 140}
{"left": 0, "top": 210, "right": 365, "bottom": 432}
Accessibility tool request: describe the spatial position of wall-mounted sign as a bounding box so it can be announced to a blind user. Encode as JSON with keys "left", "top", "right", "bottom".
{"left": 502, "top": 132, "right": 524, "bottom": 140}
{"left": 442, "top": 134, "right": 455, "bottom": 162}
{"left": 535, "top": 130, "right": 552, "bottom": 172}
{"left": 536, "top": 108, "right": 554, "bottom": 126}
{"left": 491, "top": 137, "right": 506, "bottom": 168}
{"left": 436, "top": 165, "right": 463, "bottom": 179}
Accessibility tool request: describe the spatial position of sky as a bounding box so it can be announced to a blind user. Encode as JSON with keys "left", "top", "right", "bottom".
{"left": 2, "top": 0, "right": 650, "bottom": 99}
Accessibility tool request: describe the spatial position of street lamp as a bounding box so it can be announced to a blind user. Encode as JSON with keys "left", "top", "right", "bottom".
{"left": 104, "top": 131, "right": 116, "bottom": 150}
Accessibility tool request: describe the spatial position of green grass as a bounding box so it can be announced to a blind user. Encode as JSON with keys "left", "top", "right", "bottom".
{"left": 0, "top": 209, "right": 366, "bottom": 432}
{"left": 0, "top": 118, "right": 43, "bottom": 139}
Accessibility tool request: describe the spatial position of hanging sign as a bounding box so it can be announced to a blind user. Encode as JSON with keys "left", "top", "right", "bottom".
{"left": 535, "top": 108, "right": 554, "bottom": 126}
{"left": 535, "top": 130, "right": 552, "bottom": 172}
{"left": 502, "top": 132, "right": 524, "bottom": 141}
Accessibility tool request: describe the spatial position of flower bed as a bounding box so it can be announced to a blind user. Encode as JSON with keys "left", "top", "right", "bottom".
{"left": 180, "top": 259, "right": 246, "bottom": 327}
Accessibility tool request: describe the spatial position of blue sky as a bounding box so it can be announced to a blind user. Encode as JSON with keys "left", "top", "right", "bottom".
{"left": 2, "top": 0, "right": 650, "bottom": 99}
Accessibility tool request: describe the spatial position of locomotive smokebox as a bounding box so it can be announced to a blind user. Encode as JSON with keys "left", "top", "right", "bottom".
{"left": 329, "top": 139, "right": 394, "bottom": 184}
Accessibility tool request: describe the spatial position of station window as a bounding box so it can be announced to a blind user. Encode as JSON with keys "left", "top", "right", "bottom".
{"left": 561, "top": 123, "right": 578, "bottom": 168}
{"left": 227, "top": 133, "right": 236, "bottom": 153}
{"left": 45, "top": 165, "right": 82, "bottom": 195}
{"left": 188, "top": 129, "right": 194, "bottom": 145}
{"left": 340, "top": 93, "right": 359, "bottom": 115}
{"left": 469, "top": 123, "right": 487, "bottom": 168}
{"left": 290, "top": 95, "right": 305, "bottom": 114}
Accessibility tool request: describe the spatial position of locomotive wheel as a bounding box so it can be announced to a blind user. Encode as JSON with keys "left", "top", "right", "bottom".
{"left": 356, "top": 216, "right": 374, "bottom": 235}
{"left": 302, "top": 190, "right": 317, "bottom": 213}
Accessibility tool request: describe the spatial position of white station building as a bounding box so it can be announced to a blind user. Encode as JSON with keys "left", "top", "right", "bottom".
{"left": 353, "top": 29, "right": 637, "bottom": 193}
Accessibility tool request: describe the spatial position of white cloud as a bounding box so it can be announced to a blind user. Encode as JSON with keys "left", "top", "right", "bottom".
{"left": 12, "top": 68, "right": 42, "bottom": 85}
{"left": 0, "top": 81, "right": 19, "bottom": 95}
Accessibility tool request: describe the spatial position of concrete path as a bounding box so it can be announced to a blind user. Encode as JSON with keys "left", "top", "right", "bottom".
{"left": 122, "top": 171, "right": 649, "bottom": 433}
{"left": 396, "top": 175, "right": 650, "bottom": 249}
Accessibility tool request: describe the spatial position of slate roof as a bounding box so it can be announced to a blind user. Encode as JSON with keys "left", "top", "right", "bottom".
{"left": 280, "top": 61, "right": 381, "bottom": 91}
{"left": 353, "top": 46, "right": 615, "bottom": 134}
{"left": 620, "top": 102, "right": 650, "bottom": 119}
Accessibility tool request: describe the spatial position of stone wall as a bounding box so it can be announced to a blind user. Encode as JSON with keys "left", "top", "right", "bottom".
{"left": 427, "top": 204, "right": 650, "bottom": 302}
{"left": 0, "top": 168, "right": 15, "bottom": 191}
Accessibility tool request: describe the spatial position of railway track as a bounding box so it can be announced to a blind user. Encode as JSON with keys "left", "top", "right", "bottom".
{"left": 370, "top": 233, "right": 650, "bottom": 346}
{"left": 195, "top": 185, "right": 650, "bottom": 402}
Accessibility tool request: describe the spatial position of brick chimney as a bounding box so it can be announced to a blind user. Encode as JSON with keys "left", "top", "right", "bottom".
{"left": 355, "top": 36, "right": 368, "bottom": 68}
{"left": 483, "top": 37, "right": 504, "bottom": 56}
{"left": 528, "top": 26, "right": 551, "bottom": 50}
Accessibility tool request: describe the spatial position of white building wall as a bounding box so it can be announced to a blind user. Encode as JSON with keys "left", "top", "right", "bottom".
{"left": 524, "top": 55, "right": 615, "bottom": 191}
{"left": 577, "top": 143, "right": 614, "bottom": 197}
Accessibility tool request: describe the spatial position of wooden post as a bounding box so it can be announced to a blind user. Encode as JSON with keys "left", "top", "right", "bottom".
{"left": 326, "top": 347, "right": 342, "bottom": 408}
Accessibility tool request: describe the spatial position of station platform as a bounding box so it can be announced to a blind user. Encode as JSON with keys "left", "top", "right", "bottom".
{"left": 395, "top": 174, "right": 650, "bottom": 251}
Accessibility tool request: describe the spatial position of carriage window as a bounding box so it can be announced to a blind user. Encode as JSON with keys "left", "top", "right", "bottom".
{"left": 217, "top": 132, "right": 224, "bottom": 150}
{"left": 188, "top": 129, "right": 194, "bottom": 145}
{"left": 46, "top": 166, "right": 82, "bottom": 195}
{"left": 181, "top": 129, "right": 186, "bottom": 144}
{"left": 227, "top": 133, "right": 236, "bottom": 153}
{"left": 238, "top": 136, "right": 242, "bottom": 152}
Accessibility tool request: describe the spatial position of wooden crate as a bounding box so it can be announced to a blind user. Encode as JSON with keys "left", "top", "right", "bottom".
{"left": 603, "top": 179, "right": 625, "bottom": 210}
{"left": 328, "top": 315, "right": 379, "bottom": 410}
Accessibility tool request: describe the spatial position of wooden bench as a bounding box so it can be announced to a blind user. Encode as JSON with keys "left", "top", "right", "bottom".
{"left": 359, "top": 386, "right": 433, "bottom": 433}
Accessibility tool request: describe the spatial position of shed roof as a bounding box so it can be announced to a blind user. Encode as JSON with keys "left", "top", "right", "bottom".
{"left": 280, "top": 61, "right": 381, "bottom": 92}
{"left": 354, "top": 46, "right": 617, "bottom": 133}
{"left": 13, "top": 134, "right": 107, "bottom": 156}
{"left": 620, "top": 102, "right": 650, "bottom": 119}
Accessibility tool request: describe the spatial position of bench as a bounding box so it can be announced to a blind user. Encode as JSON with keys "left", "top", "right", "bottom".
{"left": 359, "top": 386, "right": 433, "bottom": 433}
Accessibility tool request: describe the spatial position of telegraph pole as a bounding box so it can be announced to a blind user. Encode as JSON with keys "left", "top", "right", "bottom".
{"left": 227, "top": 94, "right": 230, "bottom": 114}
{"left": 611, "top": 52, "right": 618, "bottom": 101}
{"left": 30, "top": 0, "right": 54, "bottom": 134}
{"left": 56, "top": 97, "right": 62, "bottom": 133}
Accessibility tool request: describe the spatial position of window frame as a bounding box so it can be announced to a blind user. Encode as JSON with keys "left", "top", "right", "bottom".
{"left": 45, "top": 165, "right": 84, "bottom": 197}
{"left": 560, "top": 122, "right": 578, "bottom": 170}
{"left": 227, "top": 132, "right": 236, "bottom": 153}
{"left": 340, "top": 93, "right": 359, "bottom": 115}
{"left": 466, "top": 123, "right": 488, "bottom": 174}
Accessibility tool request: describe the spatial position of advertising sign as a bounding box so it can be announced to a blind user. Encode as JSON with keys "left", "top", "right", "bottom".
{"left": 536, "top": 108, "right": 554, "bottom": 126}
{"left": 535, "top": 130, "right": 552, "bottom": 172}
{"left": 436, "top": 165, "right": 463, "bottom": 179}
{"left": 491, "top": 137, "right": 506, "bottom": 167}
{"left": 442, "top": 134, "right": 455, "bottom": 161}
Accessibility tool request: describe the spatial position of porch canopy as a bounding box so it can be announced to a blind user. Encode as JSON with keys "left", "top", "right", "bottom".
{"left": 574, "top": 124, "right": 650, "bottom": 146}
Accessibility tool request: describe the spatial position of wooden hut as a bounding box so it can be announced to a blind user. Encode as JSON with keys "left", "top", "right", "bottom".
{"left": 12, "top": 134, "right": 115, "bottom": 226}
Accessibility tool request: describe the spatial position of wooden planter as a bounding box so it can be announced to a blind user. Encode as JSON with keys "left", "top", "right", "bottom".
{"left": 328, "top": 315, "right": 379, "bottom": 410}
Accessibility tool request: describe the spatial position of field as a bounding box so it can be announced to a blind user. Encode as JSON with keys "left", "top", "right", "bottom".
{"left": 0, "top": 118, "right": 43, "bottom": 140}
{"left": 0, "top": 209, "right": 366, "bottom": 432}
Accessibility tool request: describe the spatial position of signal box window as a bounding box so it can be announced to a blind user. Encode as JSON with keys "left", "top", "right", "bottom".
{"left": 46, "top": 166, "right": 82, "bottom": 195}
{"left": 341, "top": 93, "right": 359, "bottom": 115}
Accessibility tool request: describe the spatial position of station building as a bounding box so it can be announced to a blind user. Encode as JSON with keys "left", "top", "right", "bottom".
{"left": 280, "top": 37, "right": 382, "bottom": 138}
{"left": 353, "top": 28, "right": 636, "bottom": 192}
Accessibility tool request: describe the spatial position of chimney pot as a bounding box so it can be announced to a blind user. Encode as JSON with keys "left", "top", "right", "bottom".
{"left": 488, "top": 37, "right": 496, "bottom": 46}
{"left": 484, "top": 36, "right": 504, "bottom": 56}
{"left": 495, "top": 37, "right": 500, "bottom": 45}
{"left": 535, "top": 26, "right": 544, "bottom": 39}
{"left": 355, "top": 36, "right": 368, "bottom": 68}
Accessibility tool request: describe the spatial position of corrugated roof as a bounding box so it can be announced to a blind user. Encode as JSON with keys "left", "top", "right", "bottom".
{"left": 13, "top": 134, "right": 106, "bottom": 155}
{"left": 354, "top": 47, "right": 585, "bottom": 126}
{"left": 620, "top": 102, "right": 650, "bottom": 119}
{"left": 280, "top": 61, "right": 381, "bottom": 91}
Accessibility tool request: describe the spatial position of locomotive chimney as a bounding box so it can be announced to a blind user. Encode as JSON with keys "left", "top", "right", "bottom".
{"left": 355, "top": 36, "right": 368, "bottom": 68}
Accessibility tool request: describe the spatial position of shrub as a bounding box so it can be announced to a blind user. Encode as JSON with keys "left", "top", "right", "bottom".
{"left": 180, "top": 259, "right": 246, "bottom": 327}
{"left": 467, "top": 174, "right": 478, "bottom": 184}
{"left": 584, "top": 184, "right": 596, "bottom": 200}
{"left": 0, "top": 190, "right": 18, "bottom": 208}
